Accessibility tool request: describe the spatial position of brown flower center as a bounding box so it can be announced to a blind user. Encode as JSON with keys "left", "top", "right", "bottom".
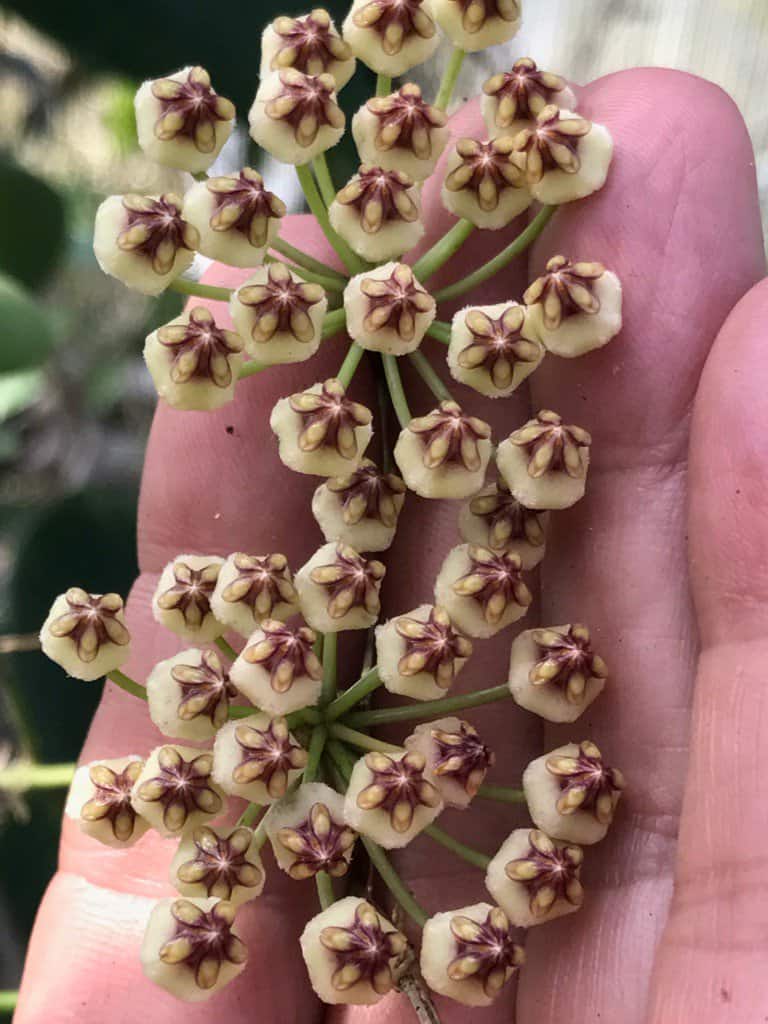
{"left": 449, "top": 0, "right": 520, "bottom": 32}
{"left": 264, "top": 69, "right": 344, "bottom": 147}
{"left": 326, "top": 460, "right": 406, "bottom": 527}
{"left": 336, "top": 166, "right": 418, "bottom": 234}
{"left": 277, "top": 801, "right": 357, "bottom": 879}
{"left": 80, "top": 760, "right": 143, "bottom": 841}
{"left": 468, "top": 483, "right": 546, "bottom": 552}
{"left": 351, "top": 0, "right": 436, "bottom": 56}
{"left": 523, "top": 255, "right": 604, "bottom": 330}
{"left": 238, "top": 263, "right": 324, "bottom": 345}
{"left": 452, "top": 545, "right": 532, "bottom": 625}
{"left": 432, "top": 721, "right": 494, "bottom": 796}
{"left": 233, "top": 717, "right": 308, "bottom": 797}
{"left": 269, "top": 10, "right": 352, "bottom": 76}
{"left": 512, "top": 105, "right": 592, "bottom": 184}
{"left": 243, "top": 619, "right": 322, "bottom": 693}
{"left": 177, "top": 826, "right": 263, "bottom": 899}
{"left": 409, "top": 400, "right": 491, "bottom": 472}
{"left": 483, "top": 58, "right": 568, "bottom": 126}
{"left": 151, "top": 66, "right": 234, "bottom": 153}
{"left": 320, "top": 901, "right": 407, "bottom": 994}
{"left": 356, "top": 751, "right": 441, "bottom": 833}
{"left": 458, "top": 305, "right": 540, "bottom": 390}
{"left": 447, "top": 907, "right": 524, "bottom": 997}
{"left": 508, "top": 410, "right": 591, "bottom": 479}
{"left": 309, "top": 543, "right": 385, "bottom": 619}
{"left": 137, "top": 748, "right": 222, "bottom": 832}
{"left": 529, "top": 624, "right": 608, "bottom": 704}
{"left": 159, "top": 899, "right": 247, "bottom": 990}
{"left": 365, "top": 83, "right": 447, "bottom": 159}
{"left": 359, "top": 264, "right": 433, "bottom": 340}
{"left": 171, "top": 649, "right": 236, "bottom": 729}
{"left": 48, "top": 587, "right": 129, "bottom": 663}
{"left": 157, "top": 306, "right": 243, "bottom": 389}
{"left": 155, "top": 560, "right": 221, "bottom": 629}
{"left": 206, "top": 168, "right": 287, "bottom": 249}
{"left": 445, "top": 137, "right": 523, "bottom": 212}
{"left": 505, "top": 829, "right": 584, "bottom": 916}
{"left": 290, "top": 379, "right": 372, "bottom": 460}
{"left": 117, "top": 193, "right": 199, "bottom": 276}
{"left": 220, "top": 552, "right": 298, "bottom": 619}
{"left": 546, "top": 741, "right": 625, "bottom": 823}
{"left": 395, "top": 605, "right": 472, "bottom": 689}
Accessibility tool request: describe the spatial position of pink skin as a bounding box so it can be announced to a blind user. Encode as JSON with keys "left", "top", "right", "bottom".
{"left": 14, "top": 68, "right": 767, "bottom": 1023}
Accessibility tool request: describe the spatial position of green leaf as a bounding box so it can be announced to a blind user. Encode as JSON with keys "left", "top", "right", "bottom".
{"left": 0, "top": 368, "right": 43, "bottom": 420}
{"left": 0, "top": 160, "right": 66, "bottom": 289}
{"left": 0, "top": 274, "right": 55, "bottom": 374}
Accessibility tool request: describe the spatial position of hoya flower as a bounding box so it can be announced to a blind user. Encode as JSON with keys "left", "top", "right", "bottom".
{"left": 93, "top": 193, "right": 197, "bottom": 296}
{"left": 295, "top": 542, "right": 386, "bottom": 632}
{"left": 496, "top": 409, "right": 591, "bottom": 510}
{"left": 270, "top": 379, "right": 373, "bottom": 477}
{"left": 212, "top": 712, "right": 308, "bottom": 803}
{"left": 230, "top": 262, "right": 327, "bottom": 366}
{"left": 342, "top": 0, "right": 439, "bottom": 77}
{"left": 249, "top": 69, "right": 345, "bottom": 166}
{"left": 344, "top": 750, "right": 443, "bottom": 848}
{"left": 210, "top": 552, "right": 300, "bottom": 637}
{"left": 482, "top": 58, "right": 576, "bottom": 137}
{"left": 421, "top": 903, "right": 524, "bottom": 1006}
{"left": 312, "top": 458, "right": 406, "bottom": 552}
{"left": 434, "top": 543, "right": 532, "bottom": 638}
{"left": 147, "top": 648, "right": 236, "bottom": 741}
{"left": 182, "top": 169, "right": 287, "bottom": 269}
{"left": 229, "top": 618, "right": 323, "bottom": 715}
{"left": 352, "top": 83, "right": 449, "bottom": 182}
{"left": 134, "top": 65, "right": 235, "bottom": 173}
{"left": 508, "top": 624, "right": 608, "bottom": 723}
{"left": 447, "top": 302, "right": 544, "bottom": 398}
{"left": 394, "top": 401, "right": 493, "bottom": 499}
{"left": 144, "top": 306, "right": 244, "bottom": 411}
{"left": 260, "top": 9, "right": 356, "bottom": 90}
{"left": 524, "top": 256, "right": 623, "bottom": 357}
{"left": 344, "top": 262, "right": 435, "bottom": 355}
{"left": 141, "top": 897, "right": 247, "bottom": 1001}
{"left": 511, "top": 106, "right": 614, "bottom": 205}
{"left": 485, "top": 828, "right": 584, "bottom": 927}
{"left": 40, "top": 588, "right": 130, "bottom": 682}
{"left": 300, "top": 896, "right": 407, "bottom": 1005}
{"left": 264, "top": 782, "right": 356, "bottom": 879}
{"left": 375, "top": 604, "right": 472, "bottom": 701}
{"left": 170, "top": 825, "right": 265, "bottom": 907}
{"left": 64, "top": 756, "right": 149, "bottom": 848}
{"left": 432, "top": 0, "right": 521, "bottom": 52}
{"left": 405, "top": 717, "right": 493, "bottom": 808}
{"left": 442, "top": 136, "right": 531, "bottom": 230}
{"left": 523, "top": 740, "right": 625, "bottom": 845}
{"left": 457, "top": 481, "right": 548, "bottom": 569}
{"left": 151, "top": 555, "right": 225, "bottom": 642}
{"left": 329, "top": 167, "right": 424, "bottom": 262}
{"left": 131, "top": 745, "right": 225, "bottom": 837}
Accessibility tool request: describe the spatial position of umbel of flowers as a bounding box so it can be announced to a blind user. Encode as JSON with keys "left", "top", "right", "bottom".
{"left": 42, "top": 3, "right": 628, "bottom": 1017}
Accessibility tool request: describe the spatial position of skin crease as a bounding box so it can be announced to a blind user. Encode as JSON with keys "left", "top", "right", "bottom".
{"left": 14, "top": 66, "right": 768, "bottom": 1023}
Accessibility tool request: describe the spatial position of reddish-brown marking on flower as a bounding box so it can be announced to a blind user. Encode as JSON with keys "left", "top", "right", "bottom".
{"left": 117, "top": 193, "right": 199, "bottom": 276}
{"left": 319, "top": 900, "right": 407, "bottom": 994}
{"left": 512, "top": 105, "right": 591, "bottom": 185}
{"left": 359, "top": 264, "right": 433, "bottom": 340}
{"left": 80, "top": 760, "right": 144, "bottom": 841}
{"left": 468, "top": 483, "right": 546, "bottom": 552}
{"left": 290, "top": 379, "right": 372, "bottom": 459}
{"left": 431, "top": 721, "right": 494, "bottom": 796}
{"left": 351, "top": 0, "right": 436, "bottom": 56}
{"left": 395, "top": 605, "right": 472, "bottom": 690}
{"left": 452, "top": 545, "right": 532, "bottom": 625}
{"left": 137, "top": 748, "right": 222, "bottom": 832}
{"left": 409, "top": 401, "right": 491, "bottom": 472}
{"left": 508, "top": 410, "right": 591, "bottom": 479}
{"left": 448, "top": 0, "right": 520, "bottom": 33}
{"left": 159, "top": 899, "right": 247, "bottom": 990}
{"left": 309, "top": 544, "right": 385, "bottom": 619}
{"left": 156, "top": 559, "right": 221, "bottom": 630}
{"left": 233, "top": 717, "right": 308, "bottom": 797}
{"left": 170, "top": 649, "right": 236, "bottom": 728}
{"left": 523, "top": 255, "right": 604, "bottom": 330}
{"left": 265, "top": 69, "right": 344, "bottom": 147}
{"left": 326, "top": 459, "right": 406, "bottom": 527}
{"left": 48, "top": 588, "right": 130, "bottom": 663}
{"left": 365, "top": 83, "right": 446, "bottom": 159}
{"left": 529, "top": 624, "right": 608, "bottom": 704}
{"left": 151, "top": 66, "right": 235, "bottom": 153}
{"left": 336, "top": 166, "right": 418, "bottom": 234}
{"left": 238, "top": 263, "right": 325, "bottom": 345}
{"left": 483, "top": 58, "right": 568, "bottom": 127}
{"left": 445, "top": 137, "right": 524, "bottom": 213}
{"left": 158, "top": 306, "right": 243, "bottom": 388}
{"left": 447, "top": 906, "right": 524, "bottom": 996}
{"left": 221, "top": 553, "right": 298, "bottom": 619}
{"left": 505, "top": 830, "right": 584, "bottom": 917}
{"left": 356, "top": 751, "right": 441, "bottom": 832}
{"left": 269, "top": 9, "right": 352, "bottom": 76}
{"left": 277, "top": 801, "right": 357, "bottom": 879}
{"left": 206, "top": 168, "right": 287, "bottom": 249}
{"left": 243, "top": 619, "right": 322, "bottom": 693}
{"left": 546, "top": 741, "right": 625, "bottom": 823}
{"left": 177, "top": 826, "right": 263, "bottom": 899}
{"left": 458, "top": 305, "right": 541, "bottom": 390}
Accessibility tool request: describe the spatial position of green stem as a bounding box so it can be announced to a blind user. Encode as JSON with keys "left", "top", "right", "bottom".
{"left": 322, "top": 632, "right": 338, "bottom": 704}
{"left": 325, "top": 666, "right": 382, "bottom": 721}
{"left": 0, "top": 762, "right": 75, "bottom": 791}
{"left": 215, "top": 636, "right": 239, "bottom": 661}
{"left": 408, "top": 350, "right": 454, "bottom": 403}
{"left": 238, "top": 802, "right": 263, "bottom": 827}
{"left": 337, "top": 342, "right": 365, "bottom": 387}
{"left": 265, "top": 253, "right": 344, "bottom": 293}
{"left": 424, "top": 824, "right": 491, "bottom": 870}
{"left": 316, "top": 870, "right": 335, "bottom": 909}
{"left": 434, "top": 47, "right": 465, "bottom": 111}
{"left": 312, "top": 154, "right": 338, "bottom": 207}
{"left": 346, "top": 683, "right": 511, "bottom": 728}
{"left": 303, "top": 726, "right": 328, "bottom": 784}
{"left": 272, "top": 237, "right": 346, "bottom": 284}
{"left": 238, "top": 358, "right": 268, "bottom": 380}
{"left": 0, "top": 991, "right": 17, "bottom": 1013}
{"left": 228, "top": 705, "right": 322, "bottom": 727}
{"left": 376, "top": 74, "right": 393, "bottom": 97}
{"left": 328, "top": 722, "right": 402, "bottom": 755}
{"left": 323, "top": 307, "right": 348, "bottom": 340}
{"left": 477, "top": 784, "right": 526, "bottom": 804}
{"left": 107, "top": 669, "right": 146, "bottom": 701}
{"left": 412, "top": 219, "right": 475, "bottom": 283}
{"left": 381, "top": 354, "right": 411, "bottom": 428}
{"left": 169, "top": 278, "right": 232, "bottom": 302}
{"left": 296, "top": 164, "right": 365, "bottom": 274}
{"left": 362, "top": 837, "right": 429, "bottom": 927}
{"left": 426, "top": 320, "right": 451, "bottom": 345}
{"left": 435, "top": 205, "right": 557, "bottom": 304}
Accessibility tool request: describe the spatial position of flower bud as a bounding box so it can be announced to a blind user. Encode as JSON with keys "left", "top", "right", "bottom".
{"left": 508, "top": 624, "right": 607, "bottom": 722}
{"left": 344, "top": 262, "right": 435, "bottom": 355}
{"left": 230, "top": 262, "right": 327, "bottom": 365}
{"left": 342, "top": 0, "right": 439, "bottom": 77}
{"left": 295, "top": 542, "right": 385, "bottom": 632}
{"left": 485, "top": 828, "right": 584, "bottom": 927}
{"left": 249, "top": 69, "right": 345, "bottom": 166}
{"left": 496, "top": 409, "right": 591, "bottom": 510}
{"left": 442, "top": 136, "right": 531, "bottom": 230}
{"left": 212, "top": 712, "right": 308, "bottom": 803}
{"left": 300, "top": 896, "right": 407, "bottom": 1005}
{"left": 132, "top": 745, "right": 226, "bottom": 837}
{"left": 524, "top": 256, "right": 623, "bottom": 357}
{"left": 93, "top": 193, "right": 197, "bottom": 296}
{"left": 229, "top": 618, "right": 323, "bottom": 715}
{"left": 481, "top": 58, "right": 576, "bottom": 137}
{"left": 352, "top": 83, "right": 449, "bottom": 181}
{"left": 134, "top": 66, "right": 235, "bottom": 173}
{"left": 329, "top": 167, "right": 424, "bottom": 262}
{"left": 182, "top": 169, "right": 286, "bottom": 269}
{"left": 375, "top": 604, "right": 472, "bottom": 700}
{"left": 523, "top": 740, "right": 625, "bottom": 845}
{"left": 170, "top": 825, "right": 265, "bottom": 907}
{"left": 264, "top": 782, "right": 356, "bottom": 879}
{"left": 457, "top": 481, "right": 548, "bottom": 569}
{"left": 421, "top": 903, "right": 524, "bottom": 1006}
{"left": 152, "top": 555, "right": 225, "bottom": 642}
{"left": 511, "top": 106, "right": 613, "bottom": 205}
{"left": 40, "top": 588, "right": 130, "bottom": 682}
{"left": 447, "top": 302, "right": 543, "bottom": 397}
{"left": 312, "top": 458, "right": 406, "bottom": 552}
{"left": 147, "top": 648, "right": 235, "bottom": 741}
{"left": 404, "top": 716, "right": 492, "bottom": 808}
{"left": 144, "top": 306, "right": 244, "bottom": 411}
{"left": 394, "top": 401, "right": 493, "bottom": 499}
{"left": 271, "top": 379, "right": 373, "bottom": 476}
{"left": 64, "top": 756, "right": 149, "bottom": 848}
{"left": 343, "top": 749, "right": 443, "bottom": 848}
{"left": 210, "top": 552, "right": 300, "bottom": 637}
{"left": 432, "top": 0, "right": 521, "bottom": 52}
{"left": 434, "top": 543, "right": 531, "bottom": 638}
{"left": 141, "top": 897, "right": 247, "bottom": 1001}
{"left": 260, "top": 9, "right": 356, "bottom": 90}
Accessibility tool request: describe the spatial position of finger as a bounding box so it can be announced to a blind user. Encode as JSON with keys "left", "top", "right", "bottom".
{"left": 647, "top": 280, "right": 768, "bottom": 1022}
